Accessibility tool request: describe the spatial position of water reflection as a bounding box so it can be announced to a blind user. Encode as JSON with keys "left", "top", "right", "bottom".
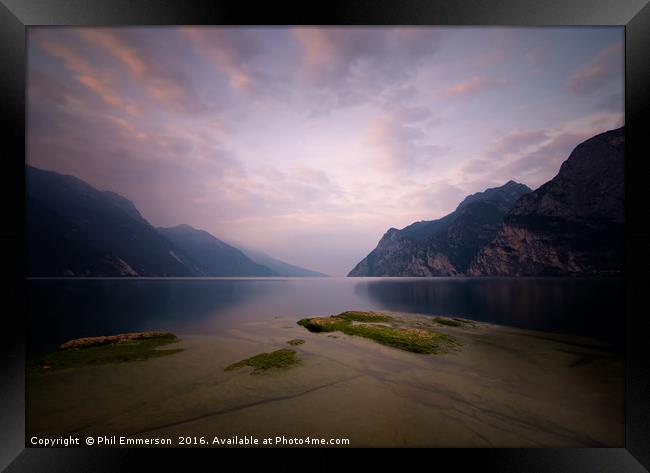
{"left": 27, "top": 277, "right": 624, "bottom": 357}
{"left": 28, "top": 279, "right": 272, "bottom": 357}
{"left": 355, "top": 278, "right": 624, "bottom": 347}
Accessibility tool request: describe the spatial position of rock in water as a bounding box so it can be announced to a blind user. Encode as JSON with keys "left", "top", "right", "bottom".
{"left": 59, "top": 332, "right": 175, "bottom": 350}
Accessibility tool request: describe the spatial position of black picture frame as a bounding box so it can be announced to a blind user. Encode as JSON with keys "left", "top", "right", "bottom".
{"left": 2, "top": 0, "right": 649, "bottom": 471}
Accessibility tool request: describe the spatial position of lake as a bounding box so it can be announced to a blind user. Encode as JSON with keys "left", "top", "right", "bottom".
{"left": 26, "top": 277, "right": 625, "bottom": 357}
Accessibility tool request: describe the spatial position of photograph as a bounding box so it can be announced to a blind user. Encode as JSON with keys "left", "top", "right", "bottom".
{"left": 23, "top": 25, "right": 628, "bottom": 449}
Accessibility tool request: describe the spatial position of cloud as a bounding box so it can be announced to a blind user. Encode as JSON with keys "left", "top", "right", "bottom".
{"left": 367, "top": 112, "right": 446, "bottom": 173}
{"left": 442, "top": 76, "right": 511, "bottom": 98}
{"left": 252, "top": 166, "right": 343, "bottom": 214}
{"left": 596, "top": 92, "right": 624, "bottom": 113}
{"left": 485, "top": 130, "right": 550, "bottom": 158}
{"left": 182, "top": 28, "right": 264, "bottom": 93}
{"left": 460, "top": 115, "right": 623, "bottom": 190}
{"left": 39, "top": 40, "right": 93, "bottom": 75}
{"left": 292, "top": 27, "right": 442, "bottom": 107}
{"left": 398, "top": 181, "right": 468, "bottom": 218}
{"left": 565, "top": 41, "right": 623, "bottom": 95}
{"left": 75, "top": 29, "right": 210, "bottom": 114}
{"left": 27, "top": 92, "right": 247, "bottom": 229}
{"left": 38, "top": 40, "right": 141, "bottom": 116}
{"left": 77, "top": 74, "right": 142, "bottom": 116}
{"left": 458, "top": 158, "right": 494, "bottom": 177}
{"left": 77, "top": 29, "right": 148, "bottom": 76}
{"left": 389, "top": 105, "right": 433, "bottom": 124}
{"left": 499, "top": 131, "right": 593, "bottom": 182}
{"left": 27, "top": 26, "right": 626, "bottom": 275}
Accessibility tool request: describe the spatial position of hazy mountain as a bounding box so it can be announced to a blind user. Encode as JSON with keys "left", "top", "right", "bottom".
{"left": 26, "top": 166, "right": 200, "bottom": 277}
{"left": 469, "top": 127, "right": 625, "bottom": 276}
{"left": 157, "top": 225, "right": 275, "bottom": 276}
{"left": 348, "top": 181, "right": 531, "bottom": 276}
{"left": 237, "top": 246, "right": 328, "bottom": 277}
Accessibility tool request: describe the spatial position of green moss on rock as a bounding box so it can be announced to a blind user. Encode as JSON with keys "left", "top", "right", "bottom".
{"left": 297, "top": 312, "right": 458, "bottom": 354}
{"left": 225, "top": 348, "right": 299, "bottom": 374}
{"left": 30, "top": 333, "right": 182, "bottom": 372}
{"left": 337, "top": 311, "right": 395, "bottom": 323}
{"left": 434, "top": 317, "right": 476, "bottom": 327}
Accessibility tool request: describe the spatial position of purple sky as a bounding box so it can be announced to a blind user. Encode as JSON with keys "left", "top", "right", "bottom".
{"left": 27, "top": 27, "right": 624, "bottom": 276}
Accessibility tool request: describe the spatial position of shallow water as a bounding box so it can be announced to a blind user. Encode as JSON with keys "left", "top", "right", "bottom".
{"left": 27, "top": 314, "right": 624, "bottom": 447}
{"left": 27, "top": 277, "right": 624, "bottom": 357}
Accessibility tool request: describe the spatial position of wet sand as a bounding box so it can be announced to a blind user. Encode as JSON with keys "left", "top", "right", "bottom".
{"left": 27, "top": 313, "right": 624, "bottom": 447}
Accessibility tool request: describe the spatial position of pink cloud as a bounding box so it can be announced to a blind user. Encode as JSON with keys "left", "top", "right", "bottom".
{"left": 443, "top": 76, "right": 511, "bottom": 98}
{"left": 565, "top": 41, "right": 623, "bottom": 95}
{"left": 39, "top": 40, "right": 141, "bottom": 117}
{"left": 76, "top": 29, "right": 209, "bottom": 114}
{"left": 486, "top": 130, "right": 550, "bottom": 158}
{"left": 77, "top": 30, "right": 148, "bottom": 76}
{"left": 77, "top": 74, "right": 141, "bottom": 116}
{"left": 182, "top": 29, "right": 258, "bottom": 92}
{"left": 292, "top": 27, "right": 441, "bottom": 106}
{"left": 292, "top": 29, "right": 338, "bottom": 79}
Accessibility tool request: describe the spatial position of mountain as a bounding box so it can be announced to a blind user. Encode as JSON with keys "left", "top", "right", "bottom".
{"left": 157, "top": 225, "right": 275, "bottom": 276}
{"left": 26, "top": 166, "right": 200, "bottom": 277}
{"left": 237, "top": 246, "right": 328, "bottom": 277}
{"left": 468, "top": 127, "right": 625, "bottom": 276}
{"left": 348, "top": 181, "right": 532, "bottom": 276}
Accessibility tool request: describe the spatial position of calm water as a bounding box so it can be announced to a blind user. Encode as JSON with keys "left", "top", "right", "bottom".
{"left": 26, "top": 277, "right": 625, "bottom": 357}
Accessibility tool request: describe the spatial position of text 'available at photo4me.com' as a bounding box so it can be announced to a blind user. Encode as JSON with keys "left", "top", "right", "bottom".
{"left": 29, "top": 434, "right": 352, "bottom": 447}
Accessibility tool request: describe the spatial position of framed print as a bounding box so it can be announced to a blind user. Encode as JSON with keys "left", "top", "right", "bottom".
{"left": 2, "top": 0, "right": 650, "bottom": 471}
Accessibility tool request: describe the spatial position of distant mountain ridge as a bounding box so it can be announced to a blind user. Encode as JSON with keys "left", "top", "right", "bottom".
{"left": 26, "top": 165, "right": 327, "bottom": 278}
{"left": 348, "top": 181, "right": 531, "bottom": 276}
{"left": 157, "top": 225, "right": 274, "bottom": 277}
{"left": 237, "top": 246, "right": 328, "bottom": 277}
{"left": 27, "top": 166, "right": 200, "bottom": 277}
{"left": 26, "top": 166, "right": 268, "bottom": 277}
{"left": 28, "top": 127, "right": 624, "bottom": 278}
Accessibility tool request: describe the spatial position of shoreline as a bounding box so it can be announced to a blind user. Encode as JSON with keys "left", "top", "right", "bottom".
{"left": 27, "top": 312, "right": 624, "bottom": 447}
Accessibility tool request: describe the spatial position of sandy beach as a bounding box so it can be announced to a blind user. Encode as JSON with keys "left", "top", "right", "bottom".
{"left": 27, "top": 313, "right": 624, "bottom": 447}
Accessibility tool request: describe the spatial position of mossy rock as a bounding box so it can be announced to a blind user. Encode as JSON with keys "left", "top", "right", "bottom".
{"left": 337, "top": 311, "right": 395, "bottom": 323}
{"left": 225, "top": 348, "right": 299, "bottom": 374}
{"left": 297, "top": 312, "right": 459, "bottom": 354}
{"left": 297, "top": 316, "right": 352, "bottom": 333}
{"left": 30, "top": 333, "right": 182, "bottom": 372}
{"left": 434, "top": 317, "right": 476, "bottom": 327}
{"left": 287, "top": 339, "right": 305, "bottom": 346}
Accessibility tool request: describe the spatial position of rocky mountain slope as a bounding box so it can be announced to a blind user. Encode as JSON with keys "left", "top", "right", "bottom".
{"left": 26, "top": 166, "right": 200, "bottom": 277}
{"left": 157, "top": 225, "right": 274, "bottom": 277}
{"left": 348, "top": 181, "right": 531, "bottom": 276}
{"left": 26, "top": 166, "right": 274, "bottom": 277}
{"left": 468, "top": 127, "right": 624, "bottom": 276}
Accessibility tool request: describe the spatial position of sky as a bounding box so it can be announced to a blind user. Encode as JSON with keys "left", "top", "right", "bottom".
{"left": 27, "top": 27, "right": 624, "bottom": 276}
